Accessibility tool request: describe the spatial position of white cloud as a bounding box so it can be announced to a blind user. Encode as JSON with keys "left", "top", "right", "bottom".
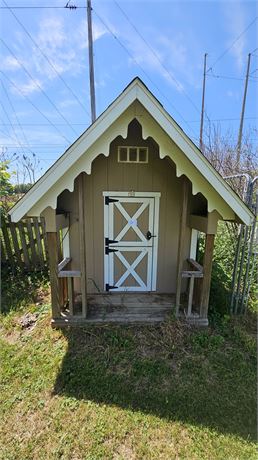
{"left": 226, "top": 89, "right": 240, "bottom": 101}
{"left": 0, "top": 56, "right": 21, "bottom": 71}
{"left": 222, "top": 2, "right": 247, "bottom": 72}
{"left": 31, "top": 15, "right": 107, "bottom": 79}
{"left": 2, "top": 12, "right": 108, "bottom": 95}
{"left": 93, "top": 21, "right": 107, "bottom": 42}
{"left": 59, "top": 98, "right": 78, "bottom": 108}
{"left": 116, "top": 26, "right": 189, "bottom": 92}
{"left": 34, "top": 16, "right": 83, "bottom": 79}
{"left": 76, "top": 18, "right": 107, "bottom": 50}
{"left": 12, "top": 78, "right": 43, "bottom": 96}
{"left": 91, "top": 3, "right": 200, "bottom": 92}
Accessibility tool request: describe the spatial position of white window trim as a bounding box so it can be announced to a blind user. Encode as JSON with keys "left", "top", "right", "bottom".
{"left": 118, "top": 145, "right": 148, "bottom": 163}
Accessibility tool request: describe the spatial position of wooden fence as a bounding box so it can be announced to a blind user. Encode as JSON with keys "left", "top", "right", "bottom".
{"left": 1, "top": 216, "right": 48, "bottom": 270}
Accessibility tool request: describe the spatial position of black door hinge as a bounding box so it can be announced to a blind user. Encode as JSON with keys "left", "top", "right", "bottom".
{"left": 105, "top": 196, "right": 119, "bottom": 205}
{"left": 105, "top": 237, "right": 118, "bottom": 246}
{"left": 105, "top": 246, "right": 119, "bottom": 255}
{"left": 105, "top": 283, "right": 118, "bottom": 292}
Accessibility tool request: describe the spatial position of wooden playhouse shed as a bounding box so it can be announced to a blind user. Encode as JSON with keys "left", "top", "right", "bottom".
{"left": 10, "top": 78, "right": 253, "bottom": 326}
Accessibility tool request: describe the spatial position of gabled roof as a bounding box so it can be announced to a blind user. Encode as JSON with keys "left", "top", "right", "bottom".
{"left": 10, "top": 77, "right": 253, "bottom": 225}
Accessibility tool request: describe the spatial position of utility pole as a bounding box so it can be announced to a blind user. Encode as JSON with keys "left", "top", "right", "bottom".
{"left": 199, "top": 53, "right": 207, "bottom": 152}
{"left": 87, "top": 0, "right": 96, "bottom": 123}
{"left": 237, "top": 53, "right": 251, "bottom": 165}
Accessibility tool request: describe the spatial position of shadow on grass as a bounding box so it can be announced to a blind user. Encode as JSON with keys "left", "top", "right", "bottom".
{"left": 53, "top": 321, "right": 256, "bottom": 441}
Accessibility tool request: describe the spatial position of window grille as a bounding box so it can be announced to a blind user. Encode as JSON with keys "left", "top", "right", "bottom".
{"left": 118, "top": 146, "right": 148, "bottom": 163}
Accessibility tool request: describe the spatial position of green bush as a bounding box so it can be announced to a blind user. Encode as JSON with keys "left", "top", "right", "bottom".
{"left": 198, "top": 222, "right": 257, "bottom": 319}
{"left": 1, "top": 265, "right": 49, "bottom": 314}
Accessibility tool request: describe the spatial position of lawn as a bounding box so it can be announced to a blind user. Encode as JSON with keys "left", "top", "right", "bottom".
{"left": 0, "top": 296, "right": 257, "bottom": 460}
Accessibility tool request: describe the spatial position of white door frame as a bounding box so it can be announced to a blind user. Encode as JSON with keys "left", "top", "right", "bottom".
{"left": 103, "top": 191, "right": 160, "bottom": 292}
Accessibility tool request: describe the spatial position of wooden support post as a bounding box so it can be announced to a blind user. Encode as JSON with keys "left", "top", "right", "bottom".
{"left": 56, "top": 229, "right": 64, "bottom": 308}
{"left": 78, "top": 173, "right": 87, "bottom": 317}
{"left": 176, "top": 178, "right": 189, "bottom": 315}
{"left": 200, "top": 234, "right": 215, "bottom": 318}
{"left": 187, "top": 276, "right": 195, "bottom": 317}
{"left": 68, "top": 277, "right": 74, "bottom": 316}
{"left": 46, "top": 232, "right": 61, "bottom": 319}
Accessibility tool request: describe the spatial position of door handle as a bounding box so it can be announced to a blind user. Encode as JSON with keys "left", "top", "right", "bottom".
{"left": 146, "top": 231, "right": 156, "bottom": 240}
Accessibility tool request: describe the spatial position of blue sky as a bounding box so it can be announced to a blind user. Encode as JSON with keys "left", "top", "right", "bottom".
{"left": 0, "top": 0, "right": 257, "bottom": 182}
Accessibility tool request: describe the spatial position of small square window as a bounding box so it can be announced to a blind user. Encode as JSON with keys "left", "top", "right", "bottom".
{"left": 129, "top": 147, "right": 137, "bottom": 162}
{"left": 139, "top": 148, "right": 148, "bottom": 162}
{"left": 118, "top": 146, "right": 148, "bottom": 163}
{"left": 118, "top": 147, "right": 127, "bottom": 162}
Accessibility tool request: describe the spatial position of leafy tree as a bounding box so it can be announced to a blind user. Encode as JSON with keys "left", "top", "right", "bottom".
{"left": 13, "top": 183, "right": 33, "bottom": 194}
{"left": 0, "top": 160, "right": 15, "bottom": 216}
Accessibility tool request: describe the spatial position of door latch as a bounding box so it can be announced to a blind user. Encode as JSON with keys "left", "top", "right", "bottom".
{"left": 146, "top": 230, "right": 156, "bottom": 240}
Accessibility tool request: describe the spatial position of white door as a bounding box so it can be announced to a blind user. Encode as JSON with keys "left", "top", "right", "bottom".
{"left": 103, "top": 192, "right": 160, "bottom": 292}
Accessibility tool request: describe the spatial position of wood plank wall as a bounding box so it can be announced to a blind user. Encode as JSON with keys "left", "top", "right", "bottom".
{"left": 1, "top": 216, "right": 47, "bottom": 270}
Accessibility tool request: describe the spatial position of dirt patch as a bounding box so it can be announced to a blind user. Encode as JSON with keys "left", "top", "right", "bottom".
{"left": 34, "top": 287, "right": 51, "bottom": 306}
{"left": 19, "top": 312, "right": 39, "bottom": 330}
{"left": 2, "top": 328, "right": 21, "bottom": 345}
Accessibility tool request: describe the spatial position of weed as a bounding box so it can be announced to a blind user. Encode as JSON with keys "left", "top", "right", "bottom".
{"left": 1, "top": 265, "right": 49, "bottom": 314}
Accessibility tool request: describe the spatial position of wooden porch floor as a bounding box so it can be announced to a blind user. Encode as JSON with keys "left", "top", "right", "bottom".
{"left": 53, "top": 293, "right": 176, "bottom": 326}
{"left": 52, "top": 293, "right": 208, "bottom": 327}
{"left": 87, "top": 293, "right": 175, "bottom": 322}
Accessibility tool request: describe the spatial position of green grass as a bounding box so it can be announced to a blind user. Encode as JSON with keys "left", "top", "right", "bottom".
{"left": 0, "top": 303, "right": 257, "bottom": 460}
{"left": 1, "top": 266, "right": 49, "bottom": 315}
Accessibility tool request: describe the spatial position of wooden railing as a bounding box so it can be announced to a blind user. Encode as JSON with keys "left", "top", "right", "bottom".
{"left": 57, "top": 257, "right": 81, "bottom": 315}
{"left": 1, "top": 216, "right": 48, "bottom": 270}
{"left": 181, "top": 258, "right": 203, "bottom": 317}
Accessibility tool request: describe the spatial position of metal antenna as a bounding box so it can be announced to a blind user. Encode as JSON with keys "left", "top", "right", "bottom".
{"left": 236, "top": 53, "right": 251, "bottom": 164}
{"left": 199, "top": 53, "right": 207, "bottom": 152}
{"left": 87, "top": 0, "right": 96, "bottom": 123}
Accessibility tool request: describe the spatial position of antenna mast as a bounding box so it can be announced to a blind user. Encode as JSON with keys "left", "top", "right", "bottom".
{"left": 87, "top": 0, "right": 96, "bottom": 123}
{"left": 237, "top": 53, "right": 251, "bottom": 165}
{"left": 199, "top": 53, "right": 207, "bottom": 152}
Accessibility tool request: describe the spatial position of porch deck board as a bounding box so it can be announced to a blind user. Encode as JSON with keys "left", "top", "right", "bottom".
{"left": 86, "top": 293, "right": 175, "bottom": 317}
{"left": 86, "top": 293, "right": 174, "bottom": 322}
{"left": 55, "top": 293, "right": 176, "bottom": 326}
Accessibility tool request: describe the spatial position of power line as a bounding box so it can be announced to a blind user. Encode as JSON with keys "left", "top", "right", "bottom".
{"left": 0, "top": 144, "right": 67, "bottom": 148}
{"left": 2, "top": 0, "right": 91, "bottom": 121}
{"left": 92, "top": 8, "right": 199, "bottom": 140}
{"left": 187, "top": 117, "right": 258, "bottom": 123}
{"left": 207, "top": 72, "right": 258, "bottom": 82}
{"left": 207, "top": 16, "right": 257, "bottom": 71}
{"left": 0, "top": 103, "right": 36, "bottom": 156}
{"left": 0, "top": 129, "right": 67, "bottom": 148}
{"left": 0, "top": 5, "right": 86, "bottom": 9}
{"left": 0, "top": 103, "right": 26, "bottom": 154}
{"left": 113, "top": 0, "right": 209, "bottom": 124}
{"left": 1, "top": 117, "right": 257, "bottom": 127}
{"left": 1, "top": 70, "right": 72, "bottom": 144}
{"left": 0, "top": 123, "right": 88, "bottom": 126}
{"left": 1, "top": 80, "right": 35, "bottom": 154}
{"left": 1, "top": 38, "right": 79, "bottom": 137}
